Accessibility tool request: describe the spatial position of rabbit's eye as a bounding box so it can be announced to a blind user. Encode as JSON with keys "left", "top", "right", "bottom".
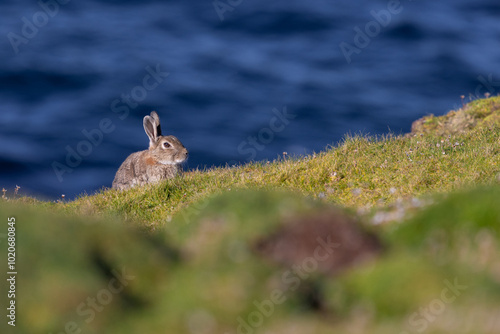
{"left": 163, "top": 142, "right": 171, "bottom": 148}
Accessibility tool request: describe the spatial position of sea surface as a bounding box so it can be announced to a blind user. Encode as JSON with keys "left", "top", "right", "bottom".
{"left": 1, "top": 0, "right": 499, "bottom": 199}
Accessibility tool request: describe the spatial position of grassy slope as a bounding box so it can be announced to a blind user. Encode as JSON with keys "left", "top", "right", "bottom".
{"left": 3, "top": 96, "right": 493, "bottom": 225}
{"left": 2, "top": 96, "right": 500, "bottom": 334}
{"left": 39, "top": 95, "right": 500, "bottom": 228}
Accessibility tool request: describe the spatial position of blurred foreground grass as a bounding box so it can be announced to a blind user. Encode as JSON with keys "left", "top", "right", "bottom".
{"left": 1, "top": 96, "right": 500, "bottom": 333}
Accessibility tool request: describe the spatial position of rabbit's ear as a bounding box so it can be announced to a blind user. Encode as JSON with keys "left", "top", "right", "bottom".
{"left": 150, "top": 111, "right": 162, "bottom": 136}
{"left": 143, "top": 115, "right": 158, "bottom": 148}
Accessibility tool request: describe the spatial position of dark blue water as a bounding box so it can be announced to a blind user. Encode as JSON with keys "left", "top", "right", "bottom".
{"left": 1, "top": 0, "right": 499, "bottom": 199}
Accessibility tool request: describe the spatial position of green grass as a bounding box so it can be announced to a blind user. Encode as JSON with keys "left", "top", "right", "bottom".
{"left": 2, "top": 96, "right": 500, "bottom": 333}
{"left": 9, "top": 95, "right": 498, "bottom": 230}
{"left": 3, "top": 186, "right": 500, "bottom": 333}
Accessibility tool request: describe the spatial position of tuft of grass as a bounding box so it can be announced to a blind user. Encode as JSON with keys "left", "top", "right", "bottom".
{"left": 411, "top": 95, "right": 500, "bottom": 135}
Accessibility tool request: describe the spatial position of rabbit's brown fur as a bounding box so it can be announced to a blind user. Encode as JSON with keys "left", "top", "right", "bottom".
{"left": 112, "top": 112, "right": 188, "bottom": 190}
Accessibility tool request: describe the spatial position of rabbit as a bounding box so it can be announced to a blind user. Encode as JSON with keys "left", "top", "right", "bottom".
{"left": 112, "top": 111, "right": 188, "bottom": 190}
